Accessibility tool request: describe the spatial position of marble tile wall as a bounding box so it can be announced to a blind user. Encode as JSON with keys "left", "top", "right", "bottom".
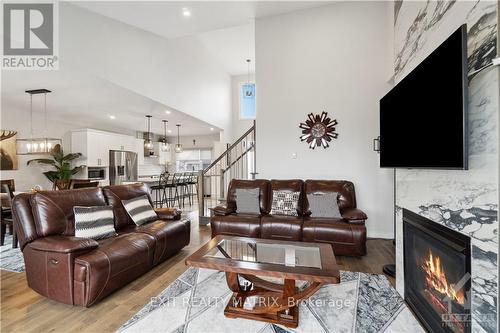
{"left": 393, "top": 1, "right": 498, "bottom": 332}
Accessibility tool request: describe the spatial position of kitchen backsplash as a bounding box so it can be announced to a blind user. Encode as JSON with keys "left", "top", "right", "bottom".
{"left": 138, "top": 161, "right": 165, "bottom": 176}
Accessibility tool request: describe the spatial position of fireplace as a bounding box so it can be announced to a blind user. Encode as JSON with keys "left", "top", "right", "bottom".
{"left": 403, "top": 209, "right": 471, "bottom": 333}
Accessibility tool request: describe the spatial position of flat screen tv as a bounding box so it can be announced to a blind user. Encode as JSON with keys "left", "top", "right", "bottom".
{"left": 380, "top": 24, "right": 468, "bottom": 169}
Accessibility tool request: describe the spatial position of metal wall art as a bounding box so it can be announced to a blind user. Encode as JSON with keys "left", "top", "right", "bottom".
{"left": 299, "top": 112, "right": 338, "bottom": 149}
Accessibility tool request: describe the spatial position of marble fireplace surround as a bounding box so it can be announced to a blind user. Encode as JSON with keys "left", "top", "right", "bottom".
{"left": 393, "top": 1, "right": 498, "bottom": 333}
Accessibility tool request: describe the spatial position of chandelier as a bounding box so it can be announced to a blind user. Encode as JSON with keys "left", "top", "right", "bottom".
{"left": 16, "top": 89, "right": 62, "bottom": 155}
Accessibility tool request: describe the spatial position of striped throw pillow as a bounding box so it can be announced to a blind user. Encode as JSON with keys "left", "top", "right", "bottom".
{"left": 74, "top": 206, "right": 117, "bottom": 240}
{"left": 122, "top": 195, "right": 158, "bottom": 226}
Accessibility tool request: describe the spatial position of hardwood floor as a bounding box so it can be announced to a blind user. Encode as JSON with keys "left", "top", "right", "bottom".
{"left": 0, "top": 208, "right": 395, "bottom": 333}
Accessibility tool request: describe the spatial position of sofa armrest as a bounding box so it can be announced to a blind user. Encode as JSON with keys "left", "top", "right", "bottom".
{"left": 211, "top": 204, "right": 234, "bottom": 216}
{"left": 341, "top": 208, "right": 367, "bottom": 223}
{"left": 28, "top": 236, "right": 98, "bottom": 253}
{"left": 155, "top": 207, "right": 181, "bottom": 220}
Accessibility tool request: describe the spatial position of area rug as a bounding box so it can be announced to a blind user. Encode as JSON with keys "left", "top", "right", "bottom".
{"left": 0, "top": 234, "right": 24, "bottom": 273}
{"left": 118, "top": 268, "right": 424, "bottom": 333}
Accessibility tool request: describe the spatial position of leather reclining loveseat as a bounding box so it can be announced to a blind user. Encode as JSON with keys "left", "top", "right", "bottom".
{"left": 12, "top": 183, "right": 190, "bottom": 307}
{"left": 211, "top": 179, "right": 367, "bottom": 256}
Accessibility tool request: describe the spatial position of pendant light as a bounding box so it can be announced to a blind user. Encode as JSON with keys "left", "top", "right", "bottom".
{"left": 174, "top": 124, "right": 183, "bottom": 153}
{"left": 244, "top": 59, "right": 254, "bottom": 97}
{"left": 161, "top": 120, "right": 170, "bottom": 152}
{"left": 144, "top": 115, "right": 153, "bottom": 149}
{"left": 17, "top": 89, "right": 62, "bottom": 155}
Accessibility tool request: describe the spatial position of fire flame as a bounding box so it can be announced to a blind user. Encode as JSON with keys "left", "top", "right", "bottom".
{"left": 421, "top": 250, "right": 464, "bottom": 305}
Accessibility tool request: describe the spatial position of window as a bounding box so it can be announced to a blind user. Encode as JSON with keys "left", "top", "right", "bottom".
{"left": 240, "top": 83, "right": 256, "bottom": 119}
{"left": 175, "top": 149, "right": 212, "bottom": 172}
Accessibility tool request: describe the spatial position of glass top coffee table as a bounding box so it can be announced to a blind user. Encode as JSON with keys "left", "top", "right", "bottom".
{"left": 185, "top": 235, "right": 340, "bottom": 328}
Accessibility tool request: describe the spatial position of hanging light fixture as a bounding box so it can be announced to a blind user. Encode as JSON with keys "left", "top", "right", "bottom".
{"left": 144, "top": 115, "right": 153, "bottom": 149}
{"left": 175, "top": 124, "right": 183, "bottom": 153}
{"left": 244, "top": 59, "right": 254, "bottom": 97}
{"left": 17, "top": 89, "right": 62, "bottom": 155}
{"left": 161, "top": 119, "right": 170, "bottom": 152}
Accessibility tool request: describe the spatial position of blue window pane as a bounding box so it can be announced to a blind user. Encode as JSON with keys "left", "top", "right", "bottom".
{"left": 240, "top": 83, "right": 256, "bottom": 119}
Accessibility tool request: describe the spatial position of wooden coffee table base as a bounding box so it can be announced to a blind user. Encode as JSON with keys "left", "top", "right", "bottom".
{"left": 223, "top": 272, "right": 323, "bottom": 328}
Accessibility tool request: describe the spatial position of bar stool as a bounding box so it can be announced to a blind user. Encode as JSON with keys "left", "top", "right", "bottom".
{"left": 187, "top": 173, "right": 198, "bottom": 205}
{"left": 164, "top": 173, "right": 181, "bottom": 208}
{"left": 178, "top": 172, "right": 191, "bottom": 207}
{"left": 150, "top": 172, "right": 168, "bottom": 208}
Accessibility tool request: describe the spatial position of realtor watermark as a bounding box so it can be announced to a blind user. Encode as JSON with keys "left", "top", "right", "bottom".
{"left": 2, "top": 2, "right": 59, "bottom": 70}
{"left": 150, "top": 295, "right": 353, "bottom": 310}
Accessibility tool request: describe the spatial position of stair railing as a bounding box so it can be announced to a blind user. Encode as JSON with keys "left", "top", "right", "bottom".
{"left": 198, "top": 121, "right": 256, "bottom": 225}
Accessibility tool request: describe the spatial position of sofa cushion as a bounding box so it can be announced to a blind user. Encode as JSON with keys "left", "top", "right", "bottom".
{"left": 122, "top": 195, "right": 157, "bottom": 226}
{"left": 118, "top": 219, "right": 191, "bottom": 265}
{"left": 235, "top": 188, "right": 260, "bottom": 215}
{"left": 102, "top": 183, "right": 154, "bottom": 230}
{"left": 30, "top": 188, "right": 107, "bottom": 237}
{"left": 270, "top": 190, "right": 300, "bottom": 216}
{"left": 306, "top": 192, "right": 341, "bottom": 218}
{"left": 226, "top": 179, "right": 270, "bottom": 214}
{"left": 74, "top": 232, "right": 155, "bottom": 306}
{"left": 74, "top": 206, "right": 117, "bottom": 240}
{"left": 210, "top": 214, "right": 261, "bottom": 238}
{"left": 304, "top": 180, "right": 357, "bottom": 212}
{"left": 302, "top": 217, "right": 367, "bottom": 256}
{"left": 261, "top": 215, "right": 303, "bottom": 241}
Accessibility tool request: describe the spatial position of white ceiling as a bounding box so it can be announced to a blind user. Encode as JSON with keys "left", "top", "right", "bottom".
{"left": 73, "top": 1, "right": 329, "bottom": 75}
{"left": 74, "top": 1, "right": 329, "bottom": 39}
{"left": 197, "top": 23, "right": 255, "bottom": 75}
{"left": 1, "top": 69, "right": 219, "bottom": 136}
{"left": 2, "top": 2, "right": 332, "bottom": 139}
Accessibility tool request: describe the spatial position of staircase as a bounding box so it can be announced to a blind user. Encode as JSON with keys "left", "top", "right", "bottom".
{"left": 197, "top": 121, "right": 256, "bottom": 225}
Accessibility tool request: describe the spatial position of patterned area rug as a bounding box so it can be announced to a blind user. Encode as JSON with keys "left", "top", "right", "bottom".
{"left": 118, "top": 268, "right": 424, "bottom": 333}
{"left": 0, "top": 234, "right": 24, "bottom": 273}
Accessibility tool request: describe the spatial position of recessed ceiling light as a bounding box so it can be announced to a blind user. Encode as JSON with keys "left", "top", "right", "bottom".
{"left": 210, "top": 127, "right": 214, "bottom": 131}
{"left": 182, "top": 8, "right": 191, "bottom": 17}
{"left": 109, "top": 115, "right": 116, "bottom": 119}
{"left": 165, "top": 110, "right": 171, "bottom": 114}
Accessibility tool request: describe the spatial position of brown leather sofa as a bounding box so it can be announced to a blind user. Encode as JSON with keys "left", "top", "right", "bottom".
{"left": 211, "top": 179, "right": 367, "bottom": 256}
{"left": 12, "top": 183, "right": 190, "bottom": 307}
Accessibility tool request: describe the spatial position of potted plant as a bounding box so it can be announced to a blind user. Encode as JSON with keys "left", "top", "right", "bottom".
{"left": 27, "top": 144, "right": 84, "bottom": 190}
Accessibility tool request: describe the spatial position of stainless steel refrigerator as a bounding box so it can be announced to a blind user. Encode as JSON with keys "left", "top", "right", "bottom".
{"left": 109, "top": 150, "right": 138, "bottom": 185}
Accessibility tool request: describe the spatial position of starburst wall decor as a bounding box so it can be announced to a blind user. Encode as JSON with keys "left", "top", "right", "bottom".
{"left": 299, "top": 111, "right": 338, "bottom": 149}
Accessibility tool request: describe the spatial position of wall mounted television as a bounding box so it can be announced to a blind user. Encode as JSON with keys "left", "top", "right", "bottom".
{"left": 379, "top": 24, "right": 468, "bottom": 170}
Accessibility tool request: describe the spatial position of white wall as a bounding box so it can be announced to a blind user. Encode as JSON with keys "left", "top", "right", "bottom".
{"left": 60, "top": 3, "right": 232, "bottom": 140}
{"left": 255, "top": 2, "right": 394, "bottom": 238}
{"left": 231, "top": 74, "right": 255, "bottom": 141}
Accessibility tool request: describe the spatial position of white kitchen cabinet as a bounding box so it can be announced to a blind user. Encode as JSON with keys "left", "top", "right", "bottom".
{"left": 71, "top": 129, "right": 137, "bottom": 167}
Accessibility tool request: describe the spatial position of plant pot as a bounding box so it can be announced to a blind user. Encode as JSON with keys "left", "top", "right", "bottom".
{"left": 54, "top": 179, "right": 71, "bottom": 190}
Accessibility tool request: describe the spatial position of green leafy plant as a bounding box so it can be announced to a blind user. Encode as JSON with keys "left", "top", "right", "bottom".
{"left": 27, "top": 144, "right": 84, "bottom": 184}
